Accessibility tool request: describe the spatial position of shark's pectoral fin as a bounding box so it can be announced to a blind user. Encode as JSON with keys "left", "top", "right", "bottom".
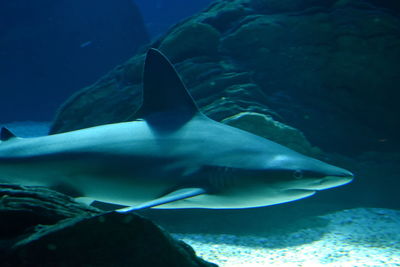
{"left": 116, "top": 187, "right": 206, "bottom": 213}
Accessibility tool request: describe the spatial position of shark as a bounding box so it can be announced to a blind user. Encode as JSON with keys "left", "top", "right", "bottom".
{"left": 0, "top": 49, "right": 353, "bottom": 212}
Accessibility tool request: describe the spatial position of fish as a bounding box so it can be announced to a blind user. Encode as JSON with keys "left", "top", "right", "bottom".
{"left": 0, "top": 48, "right": 353, "bottom": 212}
{"left": 79, "top": 41, "right": 93, "bottom": 48}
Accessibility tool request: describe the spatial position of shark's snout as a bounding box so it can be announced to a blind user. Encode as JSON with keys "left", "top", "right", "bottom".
{"left": 301, "top": 167, "right": 353, "bottom": 191}
{"left": 329, "top": 167, "right": 354, "bottom": 179}
{"left": 282, "top": 157, "right": 354, "bottom": 192}
{"left": 307, "top": 158, "right": 354, "bottom": 189}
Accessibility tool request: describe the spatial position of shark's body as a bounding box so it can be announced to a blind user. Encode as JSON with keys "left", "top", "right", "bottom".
{"left": 0, "top": 49, "right": 353, "bottom": 212}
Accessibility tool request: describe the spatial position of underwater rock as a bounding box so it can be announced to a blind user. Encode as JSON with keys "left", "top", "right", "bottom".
{"left": 218, "top": 2, "right": 400, "bottom": 153}
{"left": 159, "top": 23, "right": 221, "bottom": 62}
{"left": 248, "top": 0, "right": 337, "bottom": 13}
{"left": 222, "top": 112, "right": 321, "bottom": 156}
{"left": 50, "top": 0, "right": 400, "bottom": 155}
{"left": 0, "top": 184, "right": 100, "bottom": 241}
{"left": 0, "top": 184, "right": 217, "bottom": 267}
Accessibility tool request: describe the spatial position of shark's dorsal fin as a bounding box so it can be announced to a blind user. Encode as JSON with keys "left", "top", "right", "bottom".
{"left": 0, "top": 127, "right": 17, "bottom": 141}
{"left": 136, "top": 49, "right": 201, "bottom": 125}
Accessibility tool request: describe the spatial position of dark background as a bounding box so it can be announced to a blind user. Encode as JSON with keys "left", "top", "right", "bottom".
{"left": 1, "top": 0, "right": 398, "bottom": 123}
{"left": 0, "top": 0, "right": 216, "bottom": 123}
{"left": 0, "top": 0, "right": 150, "bottom": 123}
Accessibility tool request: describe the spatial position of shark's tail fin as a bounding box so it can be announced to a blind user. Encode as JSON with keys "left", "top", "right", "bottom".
{"left": 0, "top": 127, "right": 17, "bottom": 142}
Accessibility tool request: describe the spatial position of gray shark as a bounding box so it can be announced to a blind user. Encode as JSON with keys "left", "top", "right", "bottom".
{"left": 0, "top": 49, "right": 353, "bottom": 212}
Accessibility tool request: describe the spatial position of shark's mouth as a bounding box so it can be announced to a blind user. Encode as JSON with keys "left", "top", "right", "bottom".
{"left": 304, "top": 175, "right": 353, "bottom": 190}
{"left": 281, "top": 175, "right": 353, "bottom": 203}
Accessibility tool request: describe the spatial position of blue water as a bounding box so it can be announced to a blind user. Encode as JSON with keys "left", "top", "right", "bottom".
{"left": 0, "top": 2, "right": 399, "bottom": 265}
{"left": 0, "top": 1, "right": 213, "bottom": 123}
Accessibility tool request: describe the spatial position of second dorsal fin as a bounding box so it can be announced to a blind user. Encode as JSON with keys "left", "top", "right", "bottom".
{"left": 0, "top": 127, "right": 17, "bottom": 141}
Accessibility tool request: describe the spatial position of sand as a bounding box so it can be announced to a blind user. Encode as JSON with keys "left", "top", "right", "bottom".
{"left": 173, "top": 208, "right": 400, "bottom": 266}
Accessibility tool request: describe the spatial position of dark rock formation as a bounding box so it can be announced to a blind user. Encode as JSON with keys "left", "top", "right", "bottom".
{"left": 0, "top": 184, "right": 217, "bottom": 267}
{"left": 50, "top": 0, "right": 400, "bottom": 156}
{"left": 367, "top": 0, "right": 400, "bottom": 14}
{"left": 135, "top": 0, "right": 214, "bottom": 37}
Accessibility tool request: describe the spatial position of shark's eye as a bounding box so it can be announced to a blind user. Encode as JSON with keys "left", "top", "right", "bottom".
{"left": 293, "top": 170, "right": 303, "bottom": 179}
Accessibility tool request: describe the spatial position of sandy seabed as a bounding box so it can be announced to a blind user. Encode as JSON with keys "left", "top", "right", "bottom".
{"left": 174, "top": 208, "right": 400, "bottom": 266}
